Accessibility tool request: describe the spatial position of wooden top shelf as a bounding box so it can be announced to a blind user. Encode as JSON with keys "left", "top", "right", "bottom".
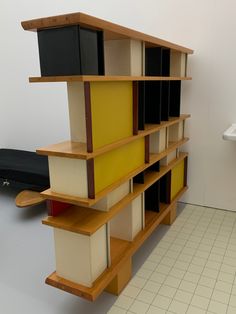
{"left": 37, "top": 114, "right": 190, "bottom": 160}
{"left": 42, "top": 152, "right": 188, "bottom": 235}
{"left": 21, "top": 12, "right": 193, "bottom": 54}
{"left": 45, "top": 186, "right": 187, "bottom": 301}
{"left": 29, "top": 75, "right": 192, "bottom": 83}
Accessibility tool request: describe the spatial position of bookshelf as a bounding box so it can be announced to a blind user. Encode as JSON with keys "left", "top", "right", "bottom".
{"left": 22, "top": 12, "right": 193, "bottom": 301}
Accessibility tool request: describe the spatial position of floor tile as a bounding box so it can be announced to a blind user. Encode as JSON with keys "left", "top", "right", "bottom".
{"left": 215, "top": 280, "right": 232, "bottom": 294}
{"left": 190, "top": 295, "right": 210, "bottom": 310}
{"left": 198, "top": 276, "right": 216, "bottom": 288}
{"left": 229, "top": 294, "right": 236, "bottom": 307}
{"left": 155, "top": 264, "right": 172, "bottom": 275}
{"left": 158, "top": 284, "right": 177, "bottom": 298}
{"left": 122, "top": 285, "right": 140, "bottom": 298}
{"left": 220, "top": 264, "right": 236, "bottom": 275}
{"left": 130, "top": 276, "right": 147, "bottom": 289}
{"left": 202, "top": 267, "right": 219, "bottom": 279}
{"left": 142, "top": 261, "right": 157, "bottom": 271}
{"left": 218, "top": 271, "right": 235, "bottom": 284}
{"left": 152, "top": 294, "right": 172, "bottom": 310}
{"left": 179, "top": 280, "right": 197, "bottom": 293}
{"left": 114, "top": 295, "right": 134, "bottom": 310}
{"left": 169, "top": 268, "right": 186, "bottom": 279}
{"left": 174, "top": 290, "right": 193, "bottom": 304}
{"left": 227, "top": 306, "right": 236, "bottom": 314}
{"left": 149, "top": 272, "right": 166, "bottom": 284}
{"left": 194, "top": 284, "right": 213, "bottom": 298}
{"left": 184, "top": 272, "right": 200, "bottom": 284}
{"left": 129, "top": 300, "right": 150, "bottom": 314}
{"left": 168, "top": 299, "right": 189, "bottom": 314}
{"left": 223, "top": 256, "right": 236, "bottom": 267}
{"left": 208, "top": 253, "right": 224, "bottom": 263}
{"left": 107, "top": 306, "right": 127, "bottom": 314}
{"left": 211, "top": 289, "right": 230, "bottom": 304}
{"left": 186, "top": 305, "right": 206, "bottom": 314}
{"left": 136, "top": 290, "right": 156, "bottom": 304}
{"left": 137, "top": 268, "right": 153, "bottom": 279}
{"left": 231, "top": 285, "right": 236, "bottom": 295}
{"left": 205, "top": 260, "right": 221, "bottom": 271}
{"left": 178, "top": 254, "right": 193, "bottom": 263}
{"left": 195, "top": 250, "right": 210, "bottom": 259}
{"left": 191, "top": 257, "right": 207, "bottom": 267}
{"left": 146, "top": 305, "right": 166, "bottom": 314}
{"left": 208, "top": 300, "right": 228, "bottom": 314}
{"left": 160, "top": 257, "right": 176, "bottom": 267}
{"left": 164, "top": 275, "right": 181, "bottom": 288}
{"left": 174, "top": 260, "right": 190, "bottom": 271}
{"left": 143, "top": 281, "right": 161, "bottom": 294}
{"left": 188, "top": 264, "right": 204, "bottom": 275}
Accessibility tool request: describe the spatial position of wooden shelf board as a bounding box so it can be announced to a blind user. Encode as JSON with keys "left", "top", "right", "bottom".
{"left": 29, "top": 75, "right": 192, "bottom": 83}
{"left": 45, "top": 185, "right": 187, "bottom": 301}
{"left": 42, "top": 153, "right": 188, "bottom": 235}
{"left": 21, "top": 12, "right": 193, "bottom": 54}
{"left": 37, "top": 115, "right": 190, "bottom": 160}
{"left": 41, "top": 138, "right": 188, "bottom": 207}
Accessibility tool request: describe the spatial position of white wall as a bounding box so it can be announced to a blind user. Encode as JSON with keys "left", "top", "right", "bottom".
{"left": 1, "top": 0, "right": 236, "bottom": 210}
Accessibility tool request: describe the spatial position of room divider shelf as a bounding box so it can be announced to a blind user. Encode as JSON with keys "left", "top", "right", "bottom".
{"left": 45, "top": 186, "right": 187, "bottom": 301}
{"left": 22, "top": 11, "right": 192, "bottom": 302}
{"left": 29, "top": 75, "right": 192, "bottom": 83}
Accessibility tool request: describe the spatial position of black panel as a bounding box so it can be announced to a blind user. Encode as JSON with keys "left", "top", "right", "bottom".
{"left": 145, "top": 181, "right": 160, "bottom": 212}
{"left": 149, "top": 161, "right": 160, "bottom": 172}
{"left": 160, "top": 171, "right": 171, "bottom": 203}
{"left": 0, "top": 149, "right": 49, "bottom": 190}
{"left": 169, "top": 81, "right": 181, "bottom": 117}
{"left": 161, "top": 81, "right": 170, "bottom": 121}
{"left": 138, "top": 81, "right": 145, "bottom": 130}
{"left": 37, "top": 26, "right": 104, "bottom": 76}
{"left": 145, "top": 81, "right": 161, "bottom": 124}
{"left": 145, "top": 47, "right": 162, "bottom": 76}
{"left": 133, "top": 171, "right": 145, "bottom": 184}
{"left": 161, "top": 48, "right": 170, "bottom": 76}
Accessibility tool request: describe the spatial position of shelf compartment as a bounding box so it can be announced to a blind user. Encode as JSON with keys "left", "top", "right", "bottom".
{"left": 42, "top": 153, "right": 188, "bottom": 236}
{"left": 104, "top": 39, "right": 144, "bottom": 76}
{"left": 37, "top": 26, "right": 104, "bottom": 76}
{"left": 41, "top": 139, "right": 189, "bottom": 207}
{"left": 170, "top": 51, "right": 187, "bottom": 77}
{"left": 45, "top": 185, "right": 187, "bottom": 301}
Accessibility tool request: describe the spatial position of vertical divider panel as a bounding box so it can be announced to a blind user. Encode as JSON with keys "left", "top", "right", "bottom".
{"left": 87, "top": 158, "right": 95, "bottom": 199}
{"left": 132, "top": 81, "right": 139, "bottom": 135}
{"left": 84, "top": 82, "right": 93, "bottom": 152}
{"left": 145, "top": 81, "right": 161, "bottom": 124}
{"left": 161, "top": 81, "right": 170, "bottom": 121}
{"left": 184, "top": 156, "right": 188, "bottom": 187}
{"left": 145, "top": 135, "right": 150, "bottom": 163}
{"left": 138, "top": 81, "right": 145, "bottom": 130}
{"left": 169, "top": 81, "right": 181, "bottom": 117}
{"left": 106, "top": 223, "right": 111, "bottom": 267}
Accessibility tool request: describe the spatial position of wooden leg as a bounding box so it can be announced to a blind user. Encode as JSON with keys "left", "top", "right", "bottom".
{"left": 162, "top": 203, "right": 177, "bottom": 225}
{"left": 105, "top": 258, "right": 132, "bottom": 295}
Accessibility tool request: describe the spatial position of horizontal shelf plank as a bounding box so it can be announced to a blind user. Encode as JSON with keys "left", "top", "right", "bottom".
{"left": 29, "top": 75, "right": 192, "bottom": 83}
{"left": 45, "top": 185, "right": 187, "bottom": 301}
{"left": 22, "top": 12, "right": 193, "bottom": 54}
{"left": 37, "top": 115, "right": 190, "bottom": 160}
{"left": 42, "top": 152, "right": 188, "bottom": 235}
{"left": 41, "top": 138, "right": 189, "bottom": 207}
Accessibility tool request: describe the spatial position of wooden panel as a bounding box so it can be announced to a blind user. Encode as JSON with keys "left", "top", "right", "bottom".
{"left": 21, "top": 12, "right": 194, "bottom": 54}
{"left": 171, "top": 158, "right": 185, "bottom": 200}
{"left": 168, "top": 121, "right": 184, "bottom": 142}
{"left": 47, "top": 200, "right": 72, "bottom": 217}
{"left": 161, "top": 202, "right": 177, "bottom": 225}
{"left": 15, "top": 190, "right": 45, "bottom": 207}
{"left": 94, "top": 138, "right": 145, "bottom": 194}
{"left": 36, "top": 114, "right": 190, "bottom": 160}
{"left": 84, "top": 82, "right": 93, "bottom": 152}
{"left": 132, "top": 81, "right": 139, "bottom": 135}
{"left": 90, "top": 81, "right": 133, "bottom": 150}
{"left": 149, "top": 128, "right": 166, "bottom": 154}
{"left": 29, "top": 75, "right": 192, "bottom": 83}
{"left": 87, "top": 159, "right": 95, "bottom": 199}
{"left": 170, "top": 51, "right": 187, "bottom": 76}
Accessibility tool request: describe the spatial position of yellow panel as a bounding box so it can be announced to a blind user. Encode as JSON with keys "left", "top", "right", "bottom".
{"left": 171, "top": 159, "right": 185, "bottom": 200}
{"left": 94, "top": 138, "right": 145, "bottom": 194}
{"left": 90, "top": 81, "right": 133, "bottom": 150}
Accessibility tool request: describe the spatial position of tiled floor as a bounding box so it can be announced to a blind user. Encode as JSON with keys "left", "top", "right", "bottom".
{"left": 108, "top": 204, "right": 236, "bottom": 314}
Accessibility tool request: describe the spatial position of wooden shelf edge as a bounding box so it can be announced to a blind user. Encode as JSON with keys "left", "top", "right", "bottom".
{"left": 37, "top": 115, "right": 191, "bottom": 160}
{"left": 45, "top": 185, "right": 188, "bottom": 301}
{"left": 40, "top": 139, "right": 189, "bottom": 207}
{"left": 42, "top": 153, "right": 188, "bottom": 235}
{"left": 21, "top": 12, "right": 193, "bottom": 54}
{"left": 29, "top": 75, "right": 192, "bottom": 83}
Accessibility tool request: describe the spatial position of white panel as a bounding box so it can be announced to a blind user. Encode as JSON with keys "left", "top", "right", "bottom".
{"left": 104, "top": 39, "right": 142, "bottom": 75}
{"left": 54, "top": 228, "right": 92, "bottom": 287}
{"left": 168, "top": 121, "right": 184, "bottom": 142}
{"left": 170, "top": 51, "right": 186, "bottom": 77}
{"left": 90, "top": 225, "right": 108, "bottom": 281}
{"left": 92, "top": 180, "right": 130, "bottom": 211}
{"left": 110, "top": 195, "right": 142, "bottom": 241}
{"left": 48, "top": 156, "right": 88, "bottom": 197}
{"left": 67, "top": 82, "right": 86, "bottom": 143}
{"left": 160, "top": 150, "right": 177, "bottom": 166}
{"left": 150, "top": 128, "right": 166, "bottom": 153}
